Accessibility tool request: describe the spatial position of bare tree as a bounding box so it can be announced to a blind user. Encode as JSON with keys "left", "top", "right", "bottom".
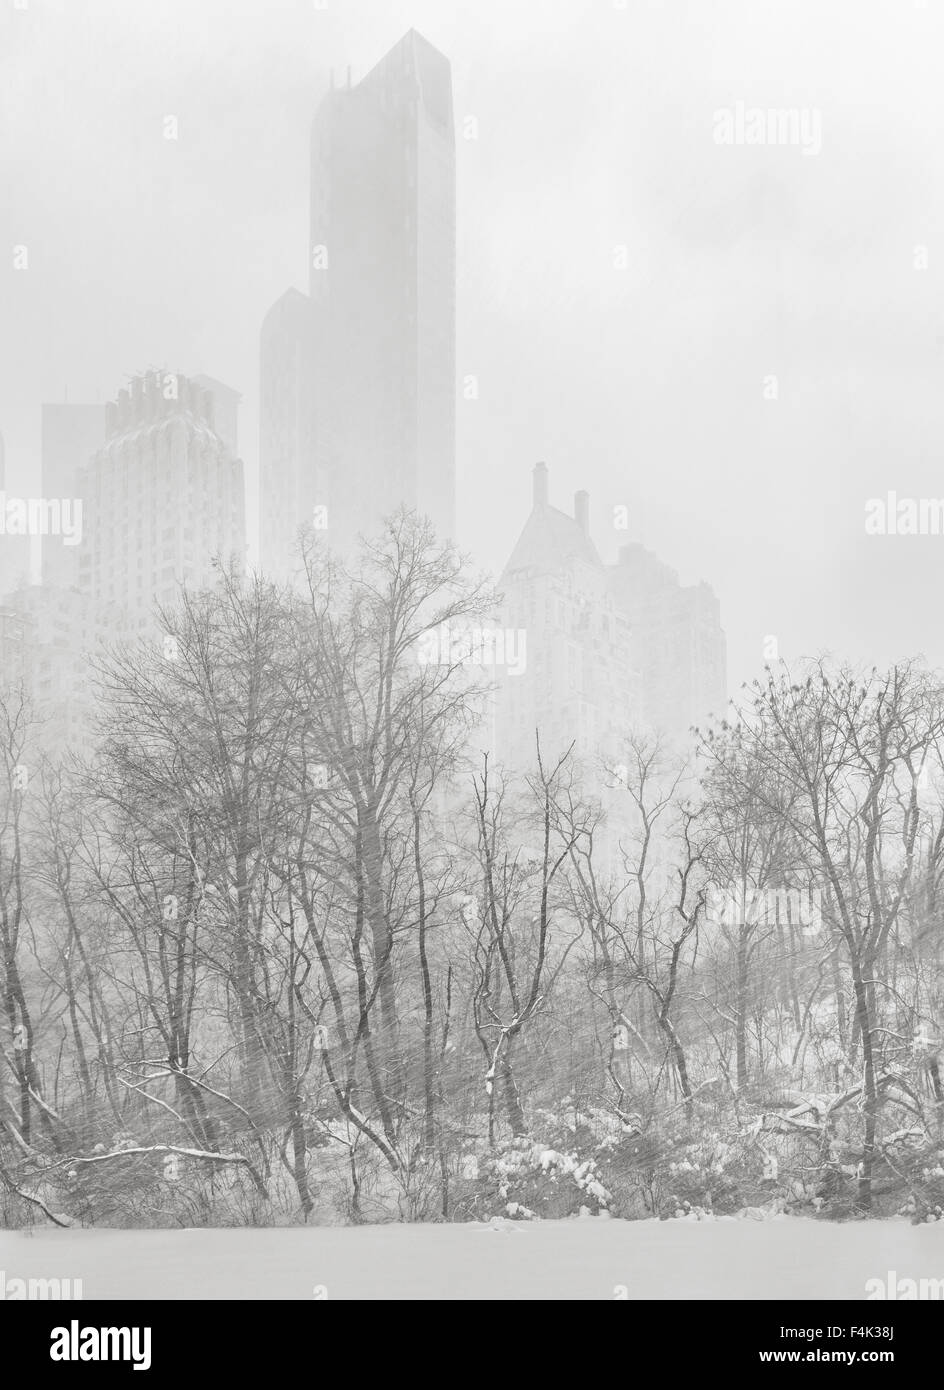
{"left": 702, "top": 660, "right": 944, "bottom": 1209}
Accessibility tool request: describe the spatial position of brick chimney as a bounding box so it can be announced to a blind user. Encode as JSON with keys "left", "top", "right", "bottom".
{"left": 574, "top": 489, "right": 589, "bottom": 534}
{"left": 533, "top": 461, "right": 549, "bottom": 507}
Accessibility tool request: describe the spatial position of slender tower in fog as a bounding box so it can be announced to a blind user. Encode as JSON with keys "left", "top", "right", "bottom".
{"left": 261, "top": 30, "right": 456, "bottom": 576}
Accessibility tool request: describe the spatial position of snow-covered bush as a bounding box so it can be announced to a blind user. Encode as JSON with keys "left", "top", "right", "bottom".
{"left": 456, "top": 1132, "right": 613, "bottom": 1221}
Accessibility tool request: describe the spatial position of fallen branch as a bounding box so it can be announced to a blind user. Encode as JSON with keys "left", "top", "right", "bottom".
{"left": 0, "top": 1166, "right": 71, "bottom": 1228}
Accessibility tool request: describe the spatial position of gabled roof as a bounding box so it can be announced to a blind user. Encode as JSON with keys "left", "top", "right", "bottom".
{"left": 502, "top": 502, "right": 604, "bottom": 581}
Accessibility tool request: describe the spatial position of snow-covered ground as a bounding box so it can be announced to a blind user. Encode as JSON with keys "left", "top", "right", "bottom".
{"left": 2, "top": 1216, "right": 943, "bottom": 1299}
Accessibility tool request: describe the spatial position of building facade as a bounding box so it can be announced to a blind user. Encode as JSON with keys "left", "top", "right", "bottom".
{"left": 493, "top": 463, "right": 727, "bottom": 783}
{"left": 76, "top": 370, "right": 246, "bottom": 634}
{"left": 0, "top": 604, "right": 30, "bottom": 695}
{"left": 494, "top": 462, "right": 640, "bottom": 778}
{"left": 608, "top": 543, "right": 728, "bottom": 739}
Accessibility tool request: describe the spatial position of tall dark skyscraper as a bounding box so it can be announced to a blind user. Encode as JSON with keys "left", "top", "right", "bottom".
{"left": 261, "top": 30, "right": 456, "bottom": 577}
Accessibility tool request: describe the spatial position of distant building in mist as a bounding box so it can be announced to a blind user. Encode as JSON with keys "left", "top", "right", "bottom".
{"left": 260, "top": 289, "right": 318, "bottom": 577}
{"left": 261, "top": 29, "right": 456, "bottom": 578}
{"left": 0, "top": 433, "right": 31, "bottom": 601}
{"left": 0, "top": 604, "right": 30, "bottom": 693}
{"left": 40, "top": 402, "right": 106, "bottom": 587}
{"left": 495, "top": 462, "right": 640, "bottom": 775}
{"left": 4, "top": 375, "right": 244, "bottom": 759}
{"left": 608, "top": 543, "right": 727, "bottom": 738}
{"left": 492, "top": 464, "right": 727, "bottom": 777}
{"left": 3, "top": 585, "right": 117, "bottom": 760}
{"left": 191, "top": 374, "right": 241, "bottom": 459}
{"left": 76, "top": 370, "right": 246, "bottom": 632}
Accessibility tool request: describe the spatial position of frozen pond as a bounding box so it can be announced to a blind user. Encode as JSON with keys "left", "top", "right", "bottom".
{"left": 2, "top": 1216, "right": 943, "bottom": 1300}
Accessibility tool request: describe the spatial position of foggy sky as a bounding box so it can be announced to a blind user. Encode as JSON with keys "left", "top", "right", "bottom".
{"left": 2, "top": 0, "right": 943, "bottom": 696}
